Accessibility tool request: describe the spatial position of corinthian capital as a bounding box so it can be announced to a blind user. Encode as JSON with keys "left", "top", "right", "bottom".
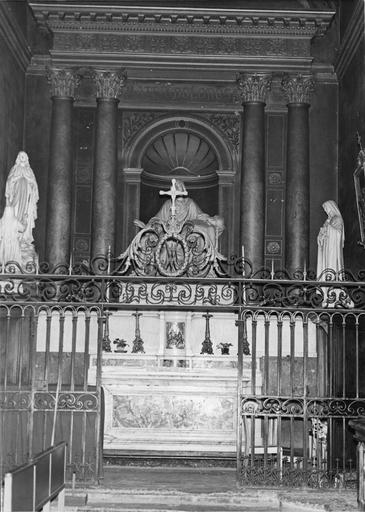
{"left": 236, "top": 73, "right": 272, "bottom": 104}
{"left": 281, "top": 74, "right": 315, "bottom": 104}
{"left": 94, "top": 69, "right": 127, "bottom": 99}
{"left": 47, "top": 68, "right": 81, "bottom": 98}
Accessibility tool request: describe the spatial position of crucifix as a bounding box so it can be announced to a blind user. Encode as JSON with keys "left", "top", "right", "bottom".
{"left": 159, "top": 178, "right": 187, "bottom": 218}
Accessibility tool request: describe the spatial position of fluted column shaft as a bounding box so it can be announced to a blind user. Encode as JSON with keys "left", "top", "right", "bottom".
{"left": 237, "top": 73, "right": 271, "bottom": 272}
{"left": 282, "top": 74, "right": 314, "bottom": 274}
{"left": 91, "top": 70, "right": 126, "bottom": 261}
{"left": 46, "top": 68, "right": 79, "bottom": 266}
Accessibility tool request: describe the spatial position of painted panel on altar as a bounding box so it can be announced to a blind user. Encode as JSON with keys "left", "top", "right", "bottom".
{"left": 112, "top": 395, "right": 234, "bottom": 430}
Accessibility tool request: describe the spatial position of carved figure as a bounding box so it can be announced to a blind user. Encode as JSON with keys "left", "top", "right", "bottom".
{"left": 153, "top": 180, "right": 224, "bottom": 249}
{"left": 6, "top": 151, "right": 39, "bottom": 245}
{"left": 118, "top": 179, "right": 226, "bottom": 277}
{"left": 317, "top": 200, "right": 344, "bottom": 280}
{"left": 1, "top": 151, "right": 39, "bottom": 267}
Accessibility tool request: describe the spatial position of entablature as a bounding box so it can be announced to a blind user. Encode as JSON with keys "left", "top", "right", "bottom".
{"left": 28, "top": 2, "right": 335, "bottom": 71}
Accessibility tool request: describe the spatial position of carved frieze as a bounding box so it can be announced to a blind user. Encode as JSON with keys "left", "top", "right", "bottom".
{"left": 122, "top": 82, "right": 239, "bottom": 106}
{"left": 236, "top": 73, "right": 272, "bottom": 103}
{"left": 47, "top": 67, "right": 81, "bottom": 98}
{"left": 281, "top": 74, "right": 315, "bottom": 104}
{"left": 53, "top": 32, "right": 310, "bottom": 58}
{"left": 94, "top": 69, "right": 127, "bottom": 99}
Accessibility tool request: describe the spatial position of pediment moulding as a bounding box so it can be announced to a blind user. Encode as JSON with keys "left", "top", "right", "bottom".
{"left": 29, "top": 3, "right": 334, "bottom": 38}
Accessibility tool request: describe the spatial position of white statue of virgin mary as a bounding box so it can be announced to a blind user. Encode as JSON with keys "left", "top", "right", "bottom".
{"left": 5, "top": 151, "right": 39, "bottom": 245}
{"left": 0, "top": 151, "right": 39, "bottom": 267}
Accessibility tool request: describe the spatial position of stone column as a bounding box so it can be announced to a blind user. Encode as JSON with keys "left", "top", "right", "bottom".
{"left": 91, "top": 69, "right": 127, "bottom": 261}
{"left": 46, "top": 68, "right": 80, "bottom": 267}
{"left": 237, "top": 73, "right": 272, "bottom": 272}
{"left": 281, "top": 74, "right": 314, "bottom": 275}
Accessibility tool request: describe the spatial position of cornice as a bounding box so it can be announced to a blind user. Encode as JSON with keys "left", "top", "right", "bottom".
{"left": 335, "top": 0, "right": 364, "bottom": 80}
{"left": 0, "top": 4, "right": 32, "bottom": 71}
{"left": 29, "top": 3, "right": 334, "bottom": 38}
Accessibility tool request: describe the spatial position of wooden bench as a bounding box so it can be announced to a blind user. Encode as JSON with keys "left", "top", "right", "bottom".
{"left": 3, "top": 442, "right": 66, "bottom": 512}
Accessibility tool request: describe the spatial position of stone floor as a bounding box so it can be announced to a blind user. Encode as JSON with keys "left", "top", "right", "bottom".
{"left": 60, "top": 465, "right": 360, "bottom": 512}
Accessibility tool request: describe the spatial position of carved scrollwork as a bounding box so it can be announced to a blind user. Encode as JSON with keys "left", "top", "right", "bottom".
{"left": 205, "top": 113, "right": 240, "bottom": 151}
{"left": 122, "top": 111, "right": 161, "bottom": 146}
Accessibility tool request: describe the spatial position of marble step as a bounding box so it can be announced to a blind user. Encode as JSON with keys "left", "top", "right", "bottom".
{"left": 62, "top": 489, "right": 280, "bottom": 511}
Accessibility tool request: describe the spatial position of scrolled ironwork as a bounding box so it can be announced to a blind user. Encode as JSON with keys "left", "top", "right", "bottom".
{"left": 1, "top": 256, "right": 365, "bottom": 311}
{"left": 242, "top": 396, "right": 365, "bottom": 418}
{"left": 34, "top": 392, "right": 98, "bottom": 411}
{"left": 0, "top": 391, "right": 31, "bottom": 410}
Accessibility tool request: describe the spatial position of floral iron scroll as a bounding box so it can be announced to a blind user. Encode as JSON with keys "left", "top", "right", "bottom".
{"left": 354, "top": 133, "right": 365, "bottom": 248}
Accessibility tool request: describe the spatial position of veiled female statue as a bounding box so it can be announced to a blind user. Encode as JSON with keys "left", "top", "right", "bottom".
{"left": 316, "top": 200, "right": 344, "bottom": 280}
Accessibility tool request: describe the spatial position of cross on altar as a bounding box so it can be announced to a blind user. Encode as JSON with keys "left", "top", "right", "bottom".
{"left": 159, "top": 179, "right": 187, "bottom": 218}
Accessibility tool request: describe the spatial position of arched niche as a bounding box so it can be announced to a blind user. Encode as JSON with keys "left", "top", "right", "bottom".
{"left": 120, "top": 116, "right": 235, "bottom": 255}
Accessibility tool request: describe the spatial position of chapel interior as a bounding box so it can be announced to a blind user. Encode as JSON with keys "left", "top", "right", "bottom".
{"left": 2, "top": 0, "right": 365, "bottom": 505}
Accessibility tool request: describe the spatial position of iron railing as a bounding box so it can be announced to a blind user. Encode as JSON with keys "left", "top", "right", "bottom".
{"left": 0, "top": 257, "right": 364, "bottom": 487}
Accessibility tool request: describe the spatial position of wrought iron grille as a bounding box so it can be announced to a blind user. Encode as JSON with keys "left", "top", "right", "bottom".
{"left": 0, "top": 256, "right": 364, "bottom": 487}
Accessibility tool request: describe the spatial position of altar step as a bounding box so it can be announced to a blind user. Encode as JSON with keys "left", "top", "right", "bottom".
{"left": 62, "top": 488, "right": 280, "bottom": 511}
{"left": 58, "top": 466, "right": 359, "bottom": 512}
{"left": 60, "top": 487, "right": 360, "bottom": 512}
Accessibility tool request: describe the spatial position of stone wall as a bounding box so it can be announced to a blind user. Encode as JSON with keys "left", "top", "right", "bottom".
{"left": 337, "top": 0, "right": 365, "bottom": 273}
